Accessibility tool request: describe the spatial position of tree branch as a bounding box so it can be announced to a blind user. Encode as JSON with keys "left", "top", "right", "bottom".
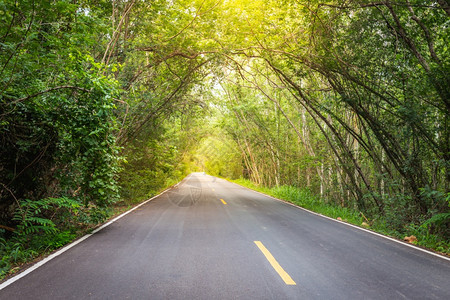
{"left": 11, "top": 86, "right": 91, "bottom": 104}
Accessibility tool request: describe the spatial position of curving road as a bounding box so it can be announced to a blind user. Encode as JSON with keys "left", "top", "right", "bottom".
{"left": 1, "top": 173, "right": 449, "bottom": 299}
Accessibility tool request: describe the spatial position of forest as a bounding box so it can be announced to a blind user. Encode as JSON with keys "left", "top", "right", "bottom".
{"left": 0, "top": 0, "right": 449, "bottom": 277}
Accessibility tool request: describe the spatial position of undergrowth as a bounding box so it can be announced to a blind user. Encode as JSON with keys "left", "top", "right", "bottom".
{"left": 0, "top": 197, "right": 83, "bottom": 279}
{"left": 232, "top": 178, "right": 449, "bottom": 255}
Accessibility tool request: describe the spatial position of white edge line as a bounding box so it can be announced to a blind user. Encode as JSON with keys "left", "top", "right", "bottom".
{"left": 229, "top": 180, "right": 450, "bottom": 262}
{"left": 0, "top": 187, "right": 173, "bottom": 291}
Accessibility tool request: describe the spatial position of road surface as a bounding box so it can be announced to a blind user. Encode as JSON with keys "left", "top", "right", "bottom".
{"left": 1, "top": 173, "right": 449, "bottom": 299}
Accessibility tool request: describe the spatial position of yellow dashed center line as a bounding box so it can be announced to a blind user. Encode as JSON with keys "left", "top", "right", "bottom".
{"left": 254, "top": 241, "right": 296, "bottom": 285}
{"left": 220, "top": 199, "right": 227, "bottom": 205}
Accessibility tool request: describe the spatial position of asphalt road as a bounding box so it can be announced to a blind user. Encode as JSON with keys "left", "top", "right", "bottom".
{"left": 1, "top": 173, "right": 449, "bottom": 299}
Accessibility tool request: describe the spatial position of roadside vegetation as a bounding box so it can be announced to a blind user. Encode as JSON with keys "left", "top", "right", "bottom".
{"left": 1, "top": 0, "right": 448, "bottom": 279}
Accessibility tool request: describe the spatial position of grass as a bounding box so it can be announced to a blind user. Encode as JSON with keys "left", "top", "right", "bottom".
{"left": 232, "top": 178, "right": 449, "bottom": 256}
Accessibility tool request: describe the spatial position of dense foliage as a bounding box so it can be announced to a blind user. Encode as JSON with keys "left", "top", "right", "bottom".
{"left": 0, "top": 0, "right": 448, "bottom": 277}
